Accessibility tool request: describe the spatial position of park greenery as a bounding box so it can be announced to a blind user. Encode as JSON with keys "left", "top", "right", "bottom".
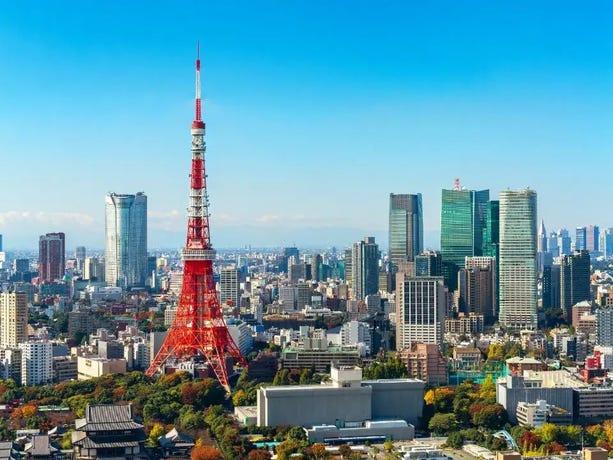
{"left": 426, "top": 377, "right": 613, "bottom": 457}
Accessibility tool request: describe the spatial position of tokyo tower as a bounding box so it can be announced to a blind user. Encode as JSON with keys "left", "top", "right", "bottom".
{"left": 146, "top": 46, "right": 247, "bottom": 390}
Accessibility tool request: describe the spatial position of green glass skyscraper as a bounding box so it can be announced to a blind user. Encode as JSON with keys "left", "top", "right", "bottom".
{"left": 440, "top": 187, "right": 489, "bottom": 291}
{"left": 388, "top": 193, "right": 423, "bottom": 267}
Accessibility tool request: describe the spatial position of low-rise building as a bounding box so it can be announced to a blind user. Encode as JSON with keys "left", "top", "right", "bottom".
{"left": 255, "top": 364, "right": 424, "bottom": 440}
{"left": 573, "top": 387, "right": 613, "bottom": 420}
{"left": 516, "top": 400, "right": 572, "bottom": 428}
{"left": 583, "top": 447, "right": 608, "bottom": 460}
{"left": 77, "top": 356, "right": 127, "bottom": 380}
{"left": 52, "top": 356, "right": 77, "bottom": 383}
{"left": 400, "top": 444, "right": 449, "bottom": 460}
{"left": 452, "top": 347, "right": 482, "bottom": 370}
{"left": 399, "top": 343, "right": 448, "bottom": 386}
{"left": 280, "top": 346, "right": 361, "bottom": 372}
{"left": 506, "top": 357, "right": 548, "bottom": 376}
{"left": 307, "top": 420, "right": 414, "bottom": 443}
{"left": 497, "top": 372, "right": 581, "bottom": 423}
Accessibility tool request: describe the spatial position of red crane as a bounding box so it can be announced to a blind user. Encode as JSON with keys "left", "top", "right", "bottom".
{"left": 146, "top": 45, "right": 247, "bottom": 391}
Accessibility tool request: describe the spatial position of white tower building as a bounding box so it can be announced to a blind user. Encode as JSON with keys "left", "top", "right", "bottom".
{"left": 499, "top": 189, "right": 537, "bottom": 329}
{"left": 104, "top": 192, "right": 147, "bottom": 288}
{"left": 19, "top": 341, "right": 53, "bottom": 386}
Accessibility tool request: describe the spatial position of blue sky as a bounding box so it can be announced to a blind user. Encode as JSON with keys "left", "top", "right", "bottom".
{"left": 1, "top": 1, "right": 612, "bottom": 250}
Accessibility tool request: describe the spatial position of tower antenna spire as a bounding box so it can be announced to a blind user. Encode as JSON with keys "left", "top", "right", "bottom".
{"left": 195, "top": 41, "right": 201, "bottom": 122}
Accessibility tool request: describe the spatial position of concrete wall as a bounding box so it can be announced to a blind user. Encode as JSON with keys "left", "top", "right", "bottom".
{"left": 257, "top": 385, "right": 372, "bottom": 427}
{"left": 365, "top": 379, "right": 425, "bottom": 425}
{"left": 497, "top": 379, "right": 574, "bottom": 423}
{"left": 307, "top": 423, "right": 414, "bottom": 443}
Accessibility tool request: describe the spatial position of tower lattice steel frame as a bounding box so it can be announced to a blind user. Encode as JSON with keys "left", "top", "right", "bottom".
{"left": 146, "top": 46, "right": 247, "bottom": 390}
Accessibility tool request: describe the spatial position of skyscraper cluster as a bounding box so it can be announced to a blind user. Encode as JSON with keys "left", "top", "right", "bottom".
{"left": 388, "top": 185, "right": 538, "bottom": 350}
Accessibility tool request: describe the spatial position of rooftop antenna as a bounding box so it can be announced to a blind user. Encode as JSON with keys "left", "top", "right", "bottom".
{"left": 454, "top": 178, "right": 461, "bottom": 191}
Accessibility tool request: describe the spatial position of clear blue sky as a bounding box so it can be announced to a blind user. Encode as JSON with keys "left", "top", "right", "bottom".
{"left": 1, "top": 1, "right": 612, "bottom": 250}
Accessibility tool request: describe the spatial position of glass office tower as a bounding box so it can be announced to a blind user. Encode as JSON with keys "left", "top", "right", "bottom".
{"left": 440, "top": 188, "right": 489, "bottom": 291}
{"left": 105, "top": 192, "right": 148, "bottom": 288}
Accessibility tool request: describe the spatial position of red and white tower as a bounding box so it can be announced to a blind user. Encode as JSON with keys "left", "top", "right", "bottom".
{"left": 146, "top": 47, "right": 247, "bottom": 390}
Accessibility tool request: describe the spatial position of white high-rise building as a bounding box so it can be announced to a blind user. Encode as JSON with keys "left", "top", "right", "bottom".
{"left": 133, "top": 340, "right": 151, "bottom": 371}
{"left": 84, "top": 256, "right": 105, "bottom": 282}
{"left": 395, "top": 275, "right": 446, "bottom": 350}
{"left": 219, "top": 267, "right": 240, "bottom": 307}
{"left": 19, "top": 341, "right": 53, "bottom": 386}
{"left": 0, "top": 292, "right": 28, "bottom": 349}
{"left": 340, "top": 321, "right": 372, "bottom": 354}
{"left": 498, "top": 189, "right": 537, "bottom": 329}
{"left": 104, "top": 192, "right": 147, "bottom": 288}
{"left": 227, "top": 321, "right": 253, "bottom": 356}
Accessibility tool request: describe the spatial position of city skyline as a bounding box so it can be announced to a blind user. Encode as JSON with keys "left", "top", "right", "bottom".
{"left": 2, "top": 2, "right": 613, "bottom": 249}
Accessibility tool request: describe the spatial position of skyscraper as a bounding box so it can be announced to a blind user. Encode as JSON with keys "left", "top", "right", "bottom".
{"left": 440, "top": 187, "right": 489, "bottom": 291}
{"left": 483, "top": 200, "right": 499, "bottom": 259}
{"left": 542, "top": 265, "right": 561, "bottom": 310}
{"left": 38, "top": 232, "right": 65, "bottom": 283}
{"left": 575, "top": 227, "right": 587, "bottom": 251}
{"left": 105, "top": 192, "right": 148, "bottom": 288}
{"left": 547, "top": 232, "right": 559, "bottom": 257}
{"left": 586, "top": 225, "right": 599, "bottom": 253}
{"left": 458, "top": 256, "right": 496, "bottom": 323}
{"left": 538, "top": 219, "right": 547, "bottom": 253}
{"left": 600, "top": 228, "right": 613, "bottom": 259}
{"left": 596, "top": 307, "right": 613, "bottom": 347}
{"left": 388, "top": 193, "right": 423, "bottom": 267}
{"left": 0, "top": 291, "right": 28, "bottom": 348}
{"left": 560, "top": 250, "right": 591, "bottom": 319}
{"left": 396, "top": 274, "right": 446, "bottom": 350}
{"left": 557, "top": 229, "right": 572, "bottom": 256}
{"left": 84, "top": 257, "right": 105, "bottom": 282}
{"left": 351, "top": 237, "right": 380, "bottom": 300}
{"left": 219, "top": 267, "right": 240, "bottom": 307}
{"left": 498, "top": 189, "right": 537, "bottom": 329}
{"left": 311, "top": 254, "right": 323, "bottom": 282}
{"left": 415, "top": 251, "right": 442, "bottom": 277}
{"left": 75, "top": 246, "right": 86, "bottom": 272}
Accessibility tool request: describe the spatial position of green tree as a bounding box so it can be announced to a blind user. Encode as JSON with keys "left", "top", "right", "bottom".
{"left": 538, "top": 423, "right": 560, "bottom": 444}
{"left": 338, "top": 444, "right": 353, "bottom": 459}
{"left": 148, "top": 422, "right": 165, "bottom": 446}
{"left": 273, "top": 369, "right": 291, "bottom": 386}
{"left": 299, "top": 368, "right": 313, "bottom": 384}
{"left": 287, "top": 426, "right": 306, "bottom": 442}
{"left": 487, "top": 344, "right": 504, "bottom": 361}
{"left": 470, "top": 403, "right": 507, "bottom": 430}
{"left": 446, "top": 431, "right": 464, "bottom": 449}
{"left": 275, "top": 439, "right": 302, "bottom": 460}
{"left": 428, "top": 413, "right": 457, "bottom": 435}
{"left": 479, "top": 375, "right": 496, "bottom": 404}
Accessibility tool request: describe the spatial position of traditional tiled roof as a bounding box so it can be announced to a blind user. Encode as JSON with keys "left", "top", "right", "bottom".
{"left": 75, "top": 404, "right": 143, "bottom": 432}
{"left": 73, "top": 434, "right": 146, "bottom": 449}
{"left": 24, "top": 435, "right": 58, "bottom": 456}
{"left": 159, "top": 428, "right": 195, "bottom": 448}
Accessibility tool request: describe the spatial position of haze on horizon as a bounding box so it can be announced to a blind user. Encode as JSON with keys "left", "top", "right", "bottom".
{"left": 1, "top": 2, "right": 612, "bottom": 251}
